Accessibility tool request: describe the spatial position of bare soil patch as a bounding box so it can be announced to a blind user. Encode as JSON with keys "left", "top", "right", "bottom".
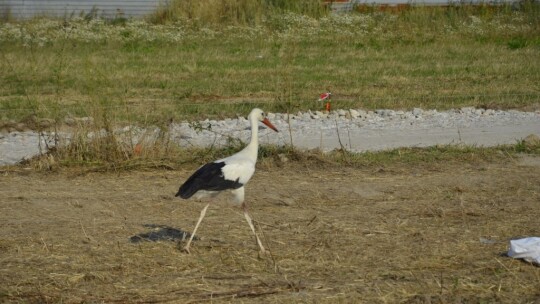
{"left": 1, "top": 156, "right": 539, "bottom": 303}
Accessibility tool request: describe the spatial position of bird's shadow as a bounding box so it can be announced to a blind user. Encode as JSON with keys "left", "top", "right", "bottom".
{"left": 129, "top": 224, "right": 199, "bottom": 243}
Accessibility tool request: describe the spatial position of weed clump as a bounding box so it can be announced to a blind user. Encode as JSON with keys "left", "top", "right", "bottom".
{"left": 149, "top": 0, "right": 328, "bottom": 25}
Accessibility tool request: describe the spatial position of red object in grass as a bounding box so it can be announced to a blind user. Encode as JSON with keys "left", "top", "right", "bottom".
{"left": 318, "top": 92, "right": 332, "bottom": 102}
{"left": 318, "top": 92, "right": 332, "bottom": 111}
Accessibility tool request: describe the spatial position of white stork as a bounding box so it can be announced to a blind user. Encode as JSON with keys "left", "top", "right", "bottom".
{"left": 176, "top": 108, "right": 279, "bottom": 254}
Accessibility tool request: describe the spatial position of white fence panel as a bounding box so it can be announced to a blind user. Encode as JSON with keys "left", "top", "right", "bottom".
{"left": 1, "top": 0, "right": 168, "bottom": 19}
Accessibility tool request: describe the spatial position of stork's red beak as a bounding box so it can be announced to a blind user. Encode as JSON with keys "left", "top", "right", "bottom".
{"left": 262, "top": 118, "right": 279, "bottom": 132}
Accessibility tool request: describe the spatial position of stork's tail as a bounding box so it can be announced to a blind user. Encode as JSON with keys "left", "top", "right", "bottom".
{"left": 176, "top": 182, "right": 197, "bottom": 199}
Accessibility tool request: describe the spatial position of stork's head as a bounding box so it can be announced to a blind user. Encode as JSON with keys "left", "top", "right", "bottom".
{"left": 250, "top": 108, "right": 279, "bottom": 132}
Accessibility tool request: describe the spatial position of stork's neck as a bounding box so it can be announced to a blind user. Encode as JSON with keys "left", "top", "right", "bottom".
{"left": 242, "top": 114, "right": 259, "bottom": 161}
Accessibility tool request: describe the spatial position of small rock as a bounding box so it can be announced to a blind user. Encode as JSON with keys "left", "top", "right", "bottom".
{"left": 403, "top": 112, "right": 415, "bottom": 120}
{"left": 412, "top": 108, "right": 423, "bottom": 116}
{"left": 349, "top": 109, "right": 360, "bottom": 119}
{"left": 375, "top": 109, "right": 395, "bottom": 117}
{"left": 365, "top": 111, "right": 375, "bottom": 119}
{"left": 267, "top": 113, "right": 275, "bottom": 120}
{"left": 328, "top": 112, "right": 339, "bottom": 119}
{"left": 474, "top": 109, "right": 485, "bottom": 115}
{"left": 484, "top": 109, "right": 495, "bottom": 115}
{"left": 337, "top": 109, "right": 347, "bottom": 116}
{"left": 461, "top": 106, "right": 475, "bottom": 114}
{"left": 523, "top": 134, "right": 540, "bottom": 148}
{"left": 283, "top": 114, "right": 297, "bottom": 120}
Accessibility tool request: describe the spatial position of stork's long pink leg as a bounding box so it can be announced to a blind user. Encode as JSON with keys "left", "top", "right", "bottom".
{"left": 183, "top": 203, "right": 210, "bottom": 254}
{"left": 242, "top": 203, "right": 266, "bottom": 254}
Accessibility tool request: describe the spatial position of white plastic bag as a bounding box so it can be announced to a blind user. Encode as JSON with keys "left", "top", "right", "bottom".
{"left": 508, "top": 237, "right": 540, "bottom": 265}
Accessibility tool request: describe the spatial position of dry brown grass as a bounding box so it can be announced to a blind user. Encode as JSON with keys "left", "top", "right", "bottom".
{"left": 1, "top": 154, "right": 539, "bottom": 303}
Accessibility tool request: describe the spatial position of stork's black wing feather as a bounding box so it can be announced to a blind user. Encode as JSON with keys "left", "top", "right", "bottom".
{"left": 176, "top": 162, "right": 243, "bottom": 199}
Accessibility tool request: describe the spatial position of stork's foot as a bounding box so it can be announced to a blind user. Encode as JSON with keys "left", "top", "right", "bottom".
{"left": 180, "top": 245, "right": 191, "bottom": 254}
{"left": 257, "top": 248, "right": 269, "bottom": 259}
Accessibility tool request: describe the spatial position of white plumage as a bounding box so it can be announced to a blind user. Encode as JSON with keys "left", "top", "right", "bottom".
{"left": 220, "top": 158, "right": 256, "bottom": 186}
{"left": 176, "top": 108, "right": 278, "bottom": 254}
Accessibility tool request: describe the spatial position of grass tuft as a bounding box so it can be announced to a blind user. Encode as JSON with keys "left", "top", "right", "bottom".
{"left": 149, "top": 0, "right": 328, "bottom": 25}
{"left": 20, "top": 122, "right": 540, "bottom": 173}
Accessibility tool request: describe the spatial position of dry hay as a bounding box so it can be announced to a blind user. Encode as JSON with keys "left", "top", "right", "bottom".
{"left": 0, "top": 155, "right": 539, "bottom": 303}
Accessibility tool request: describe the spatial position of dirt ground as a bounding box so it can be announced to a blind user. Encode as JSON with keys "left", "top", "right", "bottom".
{"left": 1, "top": 156, "right": 539, "bottom": 303}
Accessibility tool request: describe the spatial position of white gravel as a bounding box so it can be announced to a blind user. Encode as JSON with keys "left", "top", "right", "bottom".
{"left": 1, "top": 107, "right": 539, "bottom": 166}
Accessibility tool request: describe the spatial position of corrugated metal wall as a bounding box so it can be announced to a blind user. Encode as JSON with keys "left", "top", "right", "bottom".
{"left": 0, "top": 0, "right": 519, "bottom": 20}
{"left": 333, "top": 0, "right": 516, "bottom": 13}
{"left": 0, "top": 0, "right": 168, "bottom": 19}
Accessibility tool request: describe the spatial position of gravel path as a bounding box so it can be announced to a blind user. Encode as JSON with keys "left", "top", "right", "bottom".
{"left": 1, "top": 107, "right": 539, "bottom": 166}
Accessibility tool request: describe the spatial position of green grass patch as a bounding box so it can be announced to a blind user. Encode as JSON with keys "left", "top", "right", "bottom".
{"left": 0, "top": 4, "right": 539, "bottom": 125}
